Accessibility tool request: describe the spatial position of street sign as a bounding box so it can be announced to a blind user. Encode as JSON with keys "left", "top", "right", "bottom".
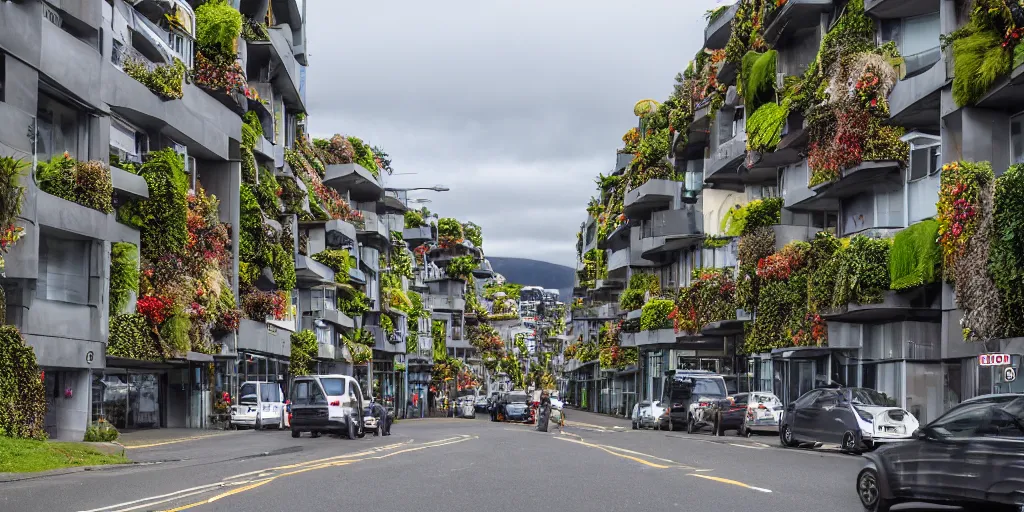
{"left": 1005, "top": 367, "right": 1017, "bottom": 383}
{"left": 979, "top": 353, "right": 1012, "bottom": 366}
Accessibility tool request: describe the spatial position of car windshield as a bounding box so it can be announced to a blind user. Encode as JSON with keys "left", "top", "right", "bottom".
{"left": 239, "top": 384, "right": 257, "bottom": 405}
{"left": 847, "top": 388, "right": 897, "bottom": 407}
{"left": 321, "top": 378, "right": 345, "bottom": 396}
{"left": 507, "top": 394, "right": 528, "bottom": 403}
{"left": 692, "top": 377, "right": 727, "bottom": 397}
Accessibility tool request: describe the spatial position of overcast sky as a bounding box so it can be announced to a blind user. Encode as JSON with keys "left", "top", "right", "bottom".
{"left": 307, "top": 0, "right": 719, "bottom": 268}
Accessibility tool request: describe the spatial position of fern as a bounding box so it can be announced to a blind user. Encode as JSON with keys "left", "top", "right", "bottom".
{"left": 952, "top": 28, "right": 1011, "bottom": 107}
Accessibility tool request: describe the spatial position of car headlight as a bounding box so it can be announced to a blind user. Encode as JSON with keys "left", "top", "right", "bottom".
{"left": 856, "top": 408, "right": 874, "bottom": 423}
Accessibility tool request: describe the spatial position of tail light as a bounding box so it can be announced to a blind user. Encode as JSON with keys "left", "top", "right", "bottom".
{"left": 329, "top": 400, "right": 341, "bottom": 406}
{"left": 699, "top": 402, "right": 710, "bottom": 408}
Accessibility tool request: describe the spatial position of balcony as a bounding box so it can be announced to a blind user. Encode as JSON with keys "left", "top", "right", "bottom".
{"left": 700, "top": 318, "right": 747, "bottom": 336}
{"left": 424, "top": 294, "right": 466, "bottom": 312}
{"left": 110, "top": 166, "right": 150, "bottom": 200}
{"left": 865, "top": 0, "right": 939, "bottom": 18}
{"left": 598, "top": 221, "right": 631, "bottom": 251}
{"left": 704, "top": 3, "right": 738, "bottom": 50}
{"left": 245, "top": 26, "right": 305, "bottom": 111}
{"left": 403, "top": 226, "right": 434, "bottom": 244}
{"left": 36, "top": 191, "right": 137, "bottom": 243}
{"left": 639, "top": 207, "right": 704, "bottom": 260}
{"left": 764, "top": 0, "right": 832, "bottom": 45}
{"left": 704, "top": 134, "right": 747, "bottom": 190}
{"left": 324, "top": 219, "right": 357, "bottom": 247}
{"left": 324, "top": 163, "right": 383, "bottom": 202}
{"left": 294, "top": 255, "right": 334, "bottom": 287}
{"left": 888, "top": 48, "right": 944, "bottom": 130}
{"left": 237, "top": 318, "right": 293, "bottom": 357}
{"left": 971, "top": 62, "right": 1024, "bottom": 114}
{"left": 40, "top": 18, "right": 102, "bottom": 109}
{"left": 745, "top": 114, "right": 808, "bottom": 173}
{"left": 822, "top": 288, "right": 941, "bottom": 324}
{"left": 621, "top": 328, "right": 676, "bottom": 348}
{"left": 614, "top": 153, "right": 634, "bottom": 174}
{"left": 370, "top": 325, "right": 405, "bottom": 354}
{"left": 789, "top": 160, "right": 903, "bottom": 211}
{"left": 623, "top": 179, "right": 679, "bottom": 219}
{"left": 355, "top": 210, "right": 389, "bottom": 248}
{"left": 607, "top": 247, "right": 630, "bottom": 272}
{"left": 316, "top": 307, "right": 354, "bottom": 329}
{"left": 317, "top": 343, "right": 336, "bottom": 360}
{"left": 348, "top": 267, "right": 367, "bottom": 285}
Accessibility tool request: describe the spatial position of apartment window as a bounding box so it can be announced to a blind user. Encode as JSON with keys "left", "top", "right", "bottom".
{"left": 905, "top": 132, "right": 941, "bottom": 181}
{"left": 1012, "top": 114, "right": 1024, "bottom": 165}
{"left": 36, "top": 93, "right": 88, "bottom": 161}
{"left": 881, "top": 13, "right": 940, "bottom": 57}
{"left": 166, "top": 31, "right": 194, "bottom": 69}
{"left": 37, "top": 235, "right": 90, "bottom": 304}
{"left": 731, "top": 107, "right": 745, "bottom": 139}
{"left": 109, "top": 118, "right": 149, "bottom": 165}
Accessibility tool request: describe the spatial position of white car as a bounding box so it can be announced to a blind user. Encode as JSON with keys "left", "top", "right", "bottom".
{"left": 739, "top": 392, "right": 784, "bottom": 436}
{"left": 631, "top": 400, "right": 667, "bottom": 430}
{"left": 231, "top": 381, "right": 285, "bottom": 430}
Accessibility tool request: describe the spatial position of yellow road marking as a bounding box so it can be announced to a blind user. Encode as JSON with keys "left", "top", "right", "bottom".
{"left": 688, "top": 473, "right": 773, "bottom": 493}
{"left": 158, "top": 436, "right": 476, "bottom": 511}
{"left": 123, "top": 433, "right": 235, "bottom": 449}
{"left": 553, "top": 437, "right": 671, "bottom": 468}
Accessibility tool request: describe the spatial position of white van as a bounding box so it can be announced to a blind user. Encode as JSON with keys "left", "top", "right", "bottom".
{"left": 231, "top": 381, "right": 285, "bottom": 430}
{"left": 289, "top": 375, "right": 367, "bottom": 439}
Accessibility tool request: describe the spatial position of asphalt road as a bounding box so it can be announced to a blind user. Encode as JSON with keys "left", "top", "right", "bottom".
{"left": 0, "top": 414, "right": 955, "bottom": 512}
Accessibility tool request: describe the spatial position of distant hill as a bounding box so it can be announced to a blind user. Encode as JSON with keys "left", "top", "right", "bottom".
{"left": 487, "top": 257, "right": 575, "bottom": 301}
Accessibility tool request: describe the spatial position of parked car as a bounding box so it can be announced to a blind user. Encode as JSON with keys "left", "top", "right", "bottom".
{"left": 631, "top": 400, "right": 667, "bottom": 430}
{"left": 458, "top": 396, "right": 476, "bottom": 419}
{"left": 661, "top": 370, "right": 730, "bottom": 433}
{"left": 474, "top": 396, "right": 491, "bottom": 412}
{"left": 780, "top": 386, "right": 919, "bottom": 453}
{"left": 362, "top": 406, "right": 379, "bottom": 436}
{"left": 857, "top": 393, "right": 1024, "bottom": 512}
{"left": 709, "top": 393, "right": 749, "bottom": 436}
{"left": 289, "top": 375, "right": 366, "bottom": 439}
{"left": 230, "top": 381, "right": 285, "bottom": 430}
{"left": 739, "top": 391, "right": 784, "bottom": 436}
{"left": 492, "top": 391, "right": 534, "bottom": 423}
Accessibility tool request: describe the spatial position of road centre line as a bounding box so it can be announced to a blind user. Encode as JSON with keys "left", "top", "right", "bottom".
{"left": 553, "top": 436, "right": 674, "bottom": 469}
{"left": 79, "top": 437, "right": 469, "bottom": 512}
{"left": 159, "top": 436, "right": 476, "bottom": 511}
{"left": 688, "top": 474, "right": 773, "bottom": 493}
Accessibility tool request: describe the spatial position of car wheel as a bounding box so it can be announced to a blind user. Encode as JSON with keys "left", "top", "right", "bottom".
{"left": 842, "top": 431, "right": 862, "bottom": 454}
{"left": 780, "top": 424, "right": 797, "bottom": 447}
{"left": 356, "top": 419, "right": 366, "bottom": 439}
{"left": 311, "top": 431, "right": 321, "bottom": 438}
{"left": 738, "top": 422, "right": 748, "bottom": 437}
{"left": 715, "top": 414, "right": 725, "bottom": 436}
{"left": 857, "top": 467, "right": 892, "bottom": 512}
{"left": 291, "top": 428, "right": 301, "bottom": 438}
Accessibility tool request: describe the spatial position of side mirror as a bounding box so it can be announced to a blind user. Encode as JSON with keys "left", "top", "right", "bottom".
{"left": 914, "top": 428, "right": 930, "bottom": 440}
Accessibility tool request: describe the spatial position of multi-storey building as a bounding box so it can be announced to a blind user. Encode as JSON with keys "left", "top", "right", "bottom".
{"left": 0, "top": 0, "right": 419, "bottom": 439}
{"left": 566, "top": 0, "right": 1024, "bottom": 425}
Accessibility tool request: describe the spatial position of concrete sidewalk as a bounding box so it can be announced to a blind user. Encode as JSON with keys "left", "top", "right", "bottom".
{"left": 118, "top": 428, "right": 241, "bottom": 448}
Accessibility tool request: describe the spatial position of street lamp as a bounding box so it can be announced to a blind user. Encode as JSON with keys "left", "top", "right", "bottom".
{"left": 385, "top": 185, "right": 449, "bottom": 192}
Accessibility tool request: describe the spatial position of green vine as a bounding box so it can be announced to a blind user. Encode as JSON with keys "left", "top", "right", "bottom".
{"left": 0, "top": 326, "right": 47, "bottom": 439}
{"left": 109, "top": 242, "right": 139, "bottom": 317}
{"left": 290, "top": 330, "right": 318, "bottom": 376}
{"left": 889, "top": 220, "right": 941, "bottom": 291}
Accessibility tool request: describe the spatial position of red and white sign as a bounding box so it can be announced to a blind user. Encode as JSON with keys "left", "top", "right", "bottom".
{"left": 979, "top": 353, "right": 1012, "bottom": 366}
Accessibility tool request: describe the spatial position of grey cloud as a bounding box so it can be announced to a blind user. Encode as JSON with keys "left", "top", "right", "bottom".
{"left": 305, "top": 0, "right": 718, "bottom": 266}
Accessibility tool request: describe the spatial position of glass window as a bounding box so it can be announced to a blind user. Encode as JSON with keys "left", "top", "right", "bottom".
{"left": 36, "top": 236, "right": 90, "bottom": 304}
{"left": 292, "top": 381, "right": 309, "bottom": 404}
{"left": 793, "top": 390, "right": 821, "bottom": 409}
{"left": 310, "top": 382, "right": 326, "bottom": 404}
{"left": 1014, "top": 114, "right": 1024, "bottom": 165}
{"left": 929, "top": 401, "right": 997, "bottom": 438}
{"left": 259, "top": 383, "right": 279, "bottom": 402}
{"left": 692, "top": 377, "right": 727, "bottom": 397}
{"left": 905, "top": 363, "right": 943, "bottom": 423}
{"left": 321, "top": 378, "right": 344, "bottom": 396}
{"left": 862, "top": 362, "right": 903, "bottom": 406}
{"left": 239, "top": 383, "right": 257, "bottom": 405}
{"left": 36, "top": 93, "right": 85, "bottom": 161}
{"left": 902, "top": 13, "right": 940, "bottom": 56}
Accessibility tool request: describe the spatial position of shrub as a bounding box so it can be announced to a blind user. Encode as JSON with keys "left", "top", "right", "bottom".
{"left": 339, "top": 290, "right": 370, "bottom": 317}
{"left": 109, "top": 243, "right": 139, "bottom": 317}
{"left": 195, "top": 0, "right": 243, "bottom": 58}
{"left": 290, "top": 330, "right": 318, "bottom": 376}
{"left": 990, "top": 164, "right": 1024, "bottom": 335}
{"left": 119, "top": 149, "right": 189, "bottom": 260}
{"left": 437, "top": 217, "right": 463, "bottom": 241}
{"left": 446, "top": 255, "right": 477, "bottom": 280}
{"left": 404, "top": 210, "right": 426, "bottom": 228}
{"left": 618, "top": 288, "right": 646, "bottom": 311}
{"left": 671, "top": 270, "right": 736, "bottom": 334}
{"left": 640, "top": 299, "right": 674, "bottom": 331}
{"left": 889, "top": 220, "right": 941, "bottom": 291}
{"left": 0, "top": 326, "right": 47, "bottom": 439}
{"left": 463, "top": 222, "right": 483, "bottom": 248}
{"left": 123, "top": 58, "right": 186, "bottom": 100}
{"left": 721, "top": 198, "right": 782, "bottom": 236}
{"left": 84, "top": 420, "right": 120, "bottom": 442}
{"left": 35, "top": 154, "right": 113, "bottom": 214}
{"left": 742, "top": 50, "right": 777, "bottom": 113}
{"left": 952, "top": 28, "right": 1012, "bottom": 108}
{"left": 348, "top": 137, "right": 379, "bottom": 177}
{"left": 268, "top": 243, "right": 296, "bottom": 291}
